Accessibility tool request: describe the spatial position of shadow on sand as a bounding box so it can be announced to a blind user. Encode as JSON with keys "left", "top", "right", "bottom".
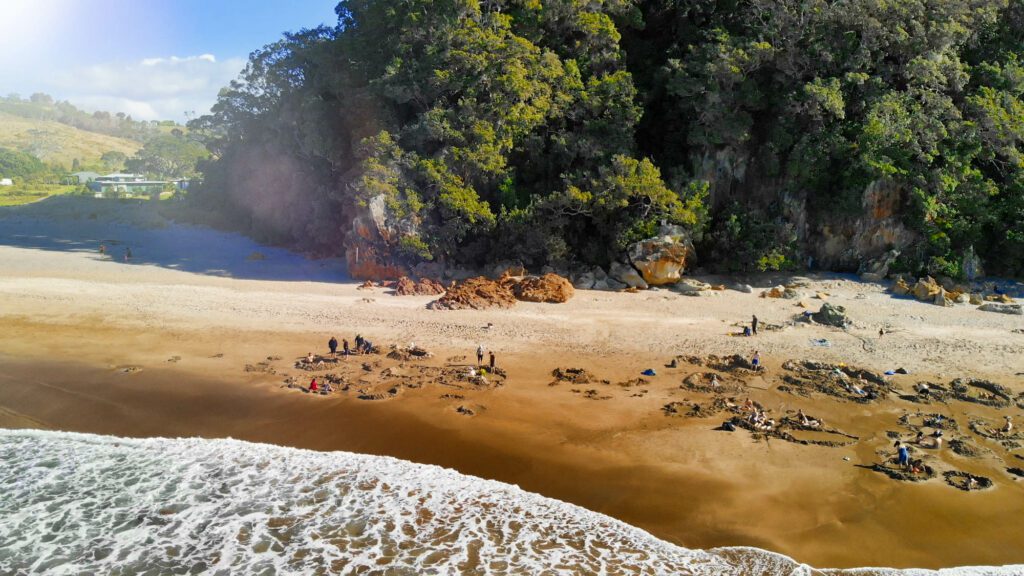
{"left": 0, "top": 196, "right": 347, "bottom": 283}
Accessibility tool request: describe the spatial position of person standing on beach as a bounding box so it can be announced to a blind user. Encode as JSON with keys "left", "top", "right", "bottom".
{"left": 896, "top": 441, "right": 910, "bottom": 469}
{"left": 477, "top": 344, "right": 485, "bottom": 367}
{"left": 751, "top": 315, "right": 759, "bottom": 335}
{"left": 489, "top": 351, "right": 496, "bottom": 370}
{"left": 329, "top": 336, "right": 338, "bottom": 356}
{"left": 124, "top": 247, "right": 132, "bottom": 261}
{"left": 751, "top": 351, "right": 761, "bottom": 370}
{"left": 343, "top": 339, "right": 350, "bottom": 359}
{"left": 355, "top": 334, "right": 364, "bottom": 353}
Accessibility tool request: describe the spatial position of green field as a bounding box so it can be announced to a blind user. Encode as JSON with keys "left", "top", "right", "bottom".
{"left": 0, "top": 112, "right": 140, "bottom": 169}
{"left": 0, "top": 184, "right": 80, "bottom": 207}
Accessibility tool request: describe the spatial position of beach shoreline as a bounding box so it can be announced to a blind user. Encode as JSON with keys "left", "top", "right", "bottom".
{"left": 1, "top": 209, "right": 1023, "bottom": 569}
{"left": 0, "top": 240, "right": 1019, "bottom": 565}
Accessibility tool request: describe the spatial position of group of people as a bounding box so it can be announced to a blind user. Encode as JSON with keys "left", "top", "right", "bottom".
{"left": 325, "top": 334, "right": 374, "bottom": 358}
{"left": 307, "top": 377, "right": 334, "bottom": 394}
{"left": 740, "top": 398, "right": 776, "bottom": 431}
{"left": 742, "top": 315, "right": 759, "bottom": 337}
{"left": 476, "top": 344, "right": 496, "bottom": 370}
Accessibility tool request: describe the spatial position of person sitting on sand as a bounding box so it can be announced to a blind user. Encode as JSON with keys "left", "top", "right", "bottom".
{"left": 915, "top": 431, "right": 925, "bottom": 445}
{"left": 797, "top": 409, "right": 819, "bottom": 428}
{"left": 309, "top": 378, "right": 319, "bottom": 392}
{"left": 915, "top": 382, "right": 930, "bottom": 396}
{"left": 329, "top": 336, "right": 338, "bottom": 356}
{"left": 710, "top": 374, "right": 720, "bottom": 388}
{"left": 1002, "top": 416, "right": 1013, "bottom": 435}
{"left": 306, "top": 352, "right": 315, "bottom": 364}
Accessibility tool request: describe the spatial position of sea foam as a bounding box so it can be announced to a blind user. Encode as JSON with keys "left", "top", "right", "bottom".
{"left": 0, "top": 430, "right": 1018, "bottom": 575}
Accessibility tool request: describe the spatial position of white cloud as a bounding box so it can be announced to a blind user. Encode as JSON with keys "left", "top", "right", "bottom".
{"left": 49, "top": 54, "right": 245, "bottom": 122}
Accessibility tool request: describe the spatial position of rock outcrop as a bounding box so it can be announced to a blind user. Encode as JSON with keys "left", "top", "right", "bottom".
{"left": 609, "top": 261, "right": 648, "bottom": 290}
{"left": 513, "top": 273, "right": 575, "bottom": 303}
{"left": 978, "top": 302, "right": 1023, "bottom": 315}
{"left": 427, "top": 277, "right": 517, "bottom": 310}
{"left": 345, "top": 194, "right": 415, "bottom": 280}
{"left": 393, "top": 276, "right": 446, "bottom": 296}
{"left": 625, "top": 226, "right": 695, "bottom": 286}
{"left": 858, "top": 249, "right": 900, "bottom": 282}
{"left": 811, "top": 303, "right": 852, "bottom": 328}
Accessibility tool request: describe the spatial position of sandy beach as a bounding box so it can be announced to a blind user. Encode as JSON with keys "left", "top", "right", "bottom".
{"left": 1, "top": 200, "right": 1023, "bottom": 571}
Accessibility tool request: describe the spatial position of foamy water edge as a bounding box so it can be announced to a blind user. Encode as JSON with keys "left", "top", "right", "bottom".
{"left": 0, "top": 429, "right": 1017, "bottom": 575}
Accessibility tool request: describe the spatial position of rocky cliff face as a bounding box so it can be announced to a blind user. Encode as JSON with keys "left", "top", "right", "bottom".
{"left": 810, "top": 179, "right": 918, "bottom": 270}
{"left": 343, "top": 194, "right": 417, "bottom": 280}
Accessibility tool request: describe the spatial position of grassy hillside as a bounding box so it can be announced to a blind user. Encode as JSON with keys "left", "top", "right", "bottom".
{"left": 0, "top": 112, "right": 140, "bottom": 169}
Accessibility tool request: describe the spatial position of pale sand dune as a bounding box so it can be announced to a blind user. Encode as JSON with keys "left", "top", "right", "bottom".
{"left": 1, "top": 208, "right": 1023, "bottom": 570}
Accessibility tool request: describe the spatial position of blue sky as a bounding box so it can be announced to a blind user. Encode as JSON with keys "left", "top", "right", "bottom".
{"left": 0, "top": 0, "right": 339, "bottom": 121}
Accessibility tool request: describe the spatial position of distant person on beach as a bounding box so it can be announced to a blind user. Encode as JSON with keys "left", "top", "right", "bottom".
{"left": 343, "top": 339, "right": 350, "bottom": 357}
{"left": 124, "top": 247, "right": 132, "bottom": 261}
{"left": 309, "top": 378, "right": 319, "bottom": 392}
{"left": 99, "top": 244, "right": 106, "bottom": 255}
{"left": 1003, "top": 416, "right": 1013, "bottom": 435}
{"left": 477, "top": 344, "right": 484, "bottom": 366}
{"left": 355, "top": 335, "right": 364, "bottom": 352}
{"left": 329, "top": 336, "right": 338, "bottom": 356}
{"left": 752, "top": 315, "right": 758, "bottom": 335}
{"left": 306, "top": 352, "right": 315, "bottom": 364}
{"left": 489, "top": 351, "right": 495, "bottom": 370}
{"left": 879, "top": 328, "right": 884, "bottom": 338}
{"left": 751, "top": 351, "right": 761, "bottom": 370}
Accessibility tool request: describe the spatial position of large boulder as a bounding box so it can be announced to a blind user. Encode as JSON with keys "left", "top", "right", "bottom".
{"left": 514, "top": 273, "right": 575, "bottom": 303}
{"left": 812, "top": 303, "right": 852, "bottom": 328}
{"left": 427, "top": 277, "right": 516, "bottom": 310}
{"left": 978, "top": 302, "right": 1023, "bottom": 315}
{"left": 573, "top": 270, "right": 596, "bottom": 289}
{"left": 610, "top": 261, "right": 648, "bottom": 290}
{"left": 933, "top": 288, "right": 954, "bottom": 307}
{"left": 393, "top": 276, "right": 446, "bottom": 296}
{"left": 911, "top": 277, "right": 941, "bottom": 302}
{"left": 626, "top": 228, "right": 696, "bottom": 286}
{"left": 891, "top": 277, "right": 911, "bottom": 296}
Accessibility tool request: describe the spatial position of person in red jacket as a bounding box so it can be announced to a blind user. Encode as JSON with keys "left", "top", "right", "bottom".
{"left": 309, "top": 378, "right": 319, "bottom": 392}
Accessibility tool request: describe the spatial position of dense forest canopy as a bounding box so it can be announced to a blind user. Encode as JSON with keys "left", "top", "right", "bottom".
{"left": 188, "top": 0, "right": 1024, "bottom": 278}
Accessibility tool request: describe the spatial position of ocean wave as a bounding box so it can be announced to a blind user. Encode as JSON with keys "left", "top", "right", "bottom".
{"left": 0, "top": 430, "right": 1017, "bottom": 575}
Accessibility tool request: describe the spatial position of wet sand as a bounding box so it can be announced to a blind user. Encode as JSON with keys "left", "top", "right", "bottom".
{"left": 0, "top": 311, "right": 1022, "bottom": 570}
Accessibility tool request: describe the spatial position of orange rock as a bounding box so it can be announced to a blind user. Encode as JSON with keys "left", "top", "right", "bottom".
{"left": 513, "top": 273, "right": 575, "bottom": 303}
